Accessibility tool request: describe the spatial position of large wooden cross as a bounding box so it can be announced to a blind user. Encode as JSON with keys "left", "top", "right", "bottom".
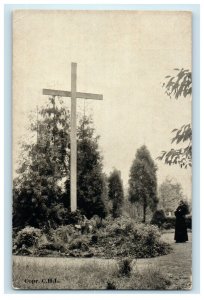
{"left": 42, "top": 62, "right": 103, "bottom": 212}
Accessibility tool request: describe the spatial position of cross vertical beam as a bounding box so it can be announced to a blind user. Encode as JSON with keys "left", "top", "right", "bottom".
{"left": 71, "top": 62, "right": 77, "bottom": 212}
{"left": 42, "top": 62, "right": 103, "bottom": 213}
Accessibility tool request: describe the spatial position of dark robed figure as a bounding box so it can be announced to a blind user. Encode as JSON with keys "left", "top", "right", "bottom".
{"left": 174, "top": 201, "right": 189, "bottom": 243}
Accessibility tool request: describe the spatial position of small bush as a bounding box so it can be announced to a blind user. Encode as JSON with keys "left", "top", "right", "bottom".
{"left": 15, "top": 247, "right": 33, "bottom": 256}
{"left": 35, "top": 249, "right": 62, "bottom": 257}
{"left": 162, "top": 216, "right": 175, "bottom": 229}
{"left": 106, "top": 281, "right": 117, "bottom": 289}
{"left": 118, "top": 258, "right": 132, "bottom": 277}
{"left": 48, "top": 204, "right": 69, "bottom": 227}
{"left": 69, "top": 237, "right": 89, "bottom": 251}
{"left": 90, "top": 234, "right": 98, "bottom": 244}
{"left": 49, "top": 225, "right": 76, "bottom": 244}
{"left": 161, "top": 215, "right": 192, "bottom": 230}
{"left": 67, "top": 210, "right": 83, "bottom": 225}
{"left": 13, "top": 226, "right": 42, "bottom": 250}
{"left": 96, "top": 217, "right": 171, "bottom": 258}
{"left": 162, "top": 222, "right": 173, "bottom": 230}
{"left": 101, "top": 216, "right": 135, "bottom": 237}
{"left": 89, "top": 215, "right": 102, "bottom": 229}
{"left": 151, "top": 210, "right": 166, "bottom": 228}
{"left": 38, "top": 241, "right": 66, "bottom": 252}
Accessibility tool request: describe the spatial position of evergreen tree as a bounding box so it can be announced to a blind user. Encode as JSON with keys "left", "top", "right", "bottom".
{"left": 128, "top": 145, "right": 158, "bottom": 223}
{"left": 13, "top": 97, "right": 107, "bottom": 228}
{"left": 13, "top": 96, "right": 69, "bottom": 228}
{"left": 108, "top": 169, "right": 124, "bottom": 218}
{"left": 64, "top": 115, "right": 108, "bottom": 219}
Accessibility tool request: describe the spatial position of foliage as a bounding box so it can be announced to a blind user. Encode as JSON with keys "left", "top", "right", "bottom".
{"left": 96, "top": 216, "right": 171, "bottom": 258}
{"left": 118, "top": 258, "right": 132, "bottom": 277}
{"left": 158, "top": 178, "right": 187, "bottom": 214}
{"left": 64, "top": 115, "right": 108, "bottom": 219}
{"left": 151, "top": 209, "right": 166, "bottom": 228}
{"left": 68, "top": 237, "right": 89, "bottom": 251}
{"left": 162, "top": 68, "right": 192, "bottom": 99}
{"left": 65, "top": 210, "right": 84, "bottom": 225}
{"left": 151, "top": 198, "right": 191, "bottom": 230}
{"left": 157, "top": 124, "right": 192, "bottom": 168}
{"left": 48, "top": 225, "right": 77, "bottom": 244}
{"left": 106, "top": 281, "right": 117, "bottom": 290}
{"left": 128, "top": 145, "right": 158, "bottom": 222}
{"left": 158, "top": 68, "right": 192, "bottom": 168}
{"left": 13, "top": 97, "right": 108, "bottom": 228}
{"left": 13, "top": 216, "right": 172, "bottom": 259}
{"left": 13, "top": 226, "right": 42, "bottom": 250}
{"left": 162, "top": 215, "right": 192, "bottom": 230}
{"left": 13, "top": 97, "right": 70, "bottom": 228}
{"left": 108, "top": 169, "right": 124, "bottom": 218}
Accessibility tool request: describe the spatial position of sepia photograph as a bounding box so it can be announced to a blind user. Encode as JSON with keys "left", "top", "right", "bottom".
{"left": 12, "top": 10, "right": 192, "bottom": 290}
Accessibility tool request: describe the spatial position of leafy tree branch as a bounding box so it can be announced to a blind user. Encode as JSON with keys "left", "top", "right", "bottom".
{"left": 157, "top": 69, "right": 192, "bottom": 168}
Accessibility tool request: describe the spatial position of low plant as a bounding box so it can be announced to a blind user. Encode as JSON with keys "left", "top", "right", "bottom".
{"left": 96, "top": 217, "right": 171, "bottom": 258}
{"left": 69, "top": 237, "right": 90, "bottom": 251}
{"left": 106, "top": 280, "right": 117, "bottom": 289}
{"left": 118, "top": 258, "right": 132, "bottom": 277}
{"left": 13, "top": 226, "right": 42, "bottom": 250}
{"left": 151, "top": 209, "right": 166, "bottom": 228}
{"left": 161, "top": 215, "right": 192, "bottom": 230}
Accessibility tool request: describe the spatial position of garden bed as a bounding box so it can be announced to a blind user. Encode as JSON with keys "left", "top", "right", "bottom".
{"left": 13, "top": 216, "right": 172, "bottom": 259}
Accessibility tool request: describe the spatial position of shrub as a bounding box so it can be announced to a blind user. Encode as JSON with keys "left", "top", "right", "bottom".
{"left": 13, "top": 216, "right": 172, "bottom": 259}
{"left": 101, "top": 216, "right": 135, "bottom": 237}
{"left": 162, "top": 222, "right": 173, "bottom": 230}
{"left": 90, "top": 234, "right": 98, "bottom": 244}
{"left": 151, "top": 210, "right": 166, "bottom": 228}
{"left": 49, "top": 225, "right": 77, "bottom": 244}
{"left": 35, "top": 249, "right": 63, "bottom": 257}
{"left": 118, "top": 258, "right": 132, "bottom": 277}
{"left": 89, "top": 215, "right": 103, "bottom": 229}
{"left": 38, "top": 241, "right": 66, "bottom": 252}
{"left": 13, "top": 226, "right": 42, "bottom": 250}
{"left": 96, "top": 216, "right": 171, "bottom": 258}
{"left": 106, "top": 281, "right": 117, "bottom": 289}
{"left": 48, "top": 204, "right": 69, "bottom": 227}
{"left": 69, "top": 237, "right": 89, "bottom": 251}
{"left": 162, "top": 216, "right": 175, "bottom": 229}
{"left": 161, "top": 215, "right": 192, "bottom": 230}
{"left": 66, "top": 210, "right": 83, "bottom": 225}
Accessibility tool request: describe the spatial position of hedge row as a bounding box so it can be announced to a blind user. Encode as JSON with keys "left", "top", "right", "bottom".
{"left": 164, "top": 216, "right": 192, "bottom": 230}
{"left": 151, "top": 210, "right": 192, "bottom": 230}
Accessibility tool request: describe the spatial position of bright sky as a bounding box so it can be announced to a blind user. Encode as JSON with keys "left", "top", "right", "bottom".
{"left": 13, "top": 10, "right": 192, "bottom": 198}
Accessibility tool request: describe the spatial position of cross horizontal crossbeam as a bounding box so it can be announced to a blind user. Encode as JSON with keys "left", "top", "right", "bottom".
{"left": 43, "top": 88, "right": 103, "bottom": 100}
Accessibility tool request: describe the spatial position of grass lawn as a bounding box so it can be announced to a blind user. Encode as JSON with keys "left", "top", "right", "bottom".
{"left": 12, "top": 231, "right": 192, "bottom": 290}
